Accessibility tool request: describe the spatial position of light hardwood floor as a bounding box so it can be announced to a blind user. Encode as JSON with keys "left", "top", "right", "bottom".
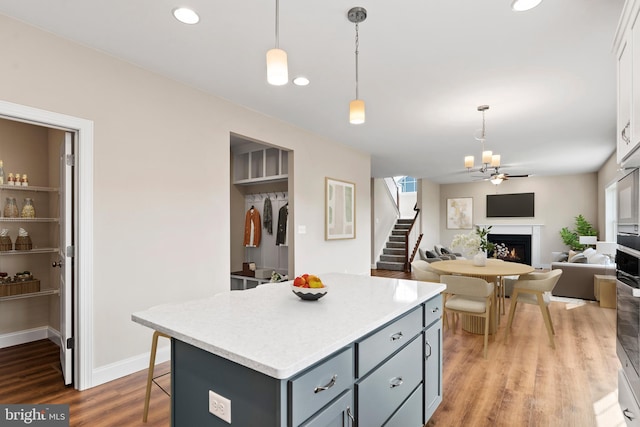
{"left": 0, "top": 270, "right": 624, "bottom": 426}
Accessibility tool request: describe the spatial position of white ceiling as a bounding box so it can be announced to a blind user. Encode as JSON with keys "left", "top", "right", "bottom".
{"left": 0, "top": 0, "right": 624, "bottom": 183}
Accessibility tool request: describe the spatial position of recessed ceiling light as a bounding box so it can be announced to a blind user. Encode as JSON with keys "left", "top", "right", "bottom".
{"left": 173, "top": 7, "right": 200, "bottom": 24}
{"left": 293, "top": 77, "right": 310, "bottom": 86}
{"left": 511, "top": 0, "right": 542, "bottom": 12}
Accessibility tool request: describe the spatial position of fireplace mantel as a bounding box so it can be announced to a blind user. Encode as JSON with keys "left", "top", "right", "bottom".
{"left": 476, "top": 224, "right": 543, "bottom": 268}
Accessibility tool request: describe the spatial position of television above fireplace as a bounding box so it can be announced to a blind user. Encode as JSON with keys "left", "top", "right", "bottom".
{"left": 486, "top": 192, "right": 535, "bottom": 218}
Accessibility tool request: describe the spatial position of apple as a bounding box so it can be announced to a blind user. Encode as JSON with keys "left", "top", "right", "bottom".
{"left": 307, "top": 275, "right": 324, "bottom": 288}
{"left": 293, "top": 276, "right": 307, "bottom": 287}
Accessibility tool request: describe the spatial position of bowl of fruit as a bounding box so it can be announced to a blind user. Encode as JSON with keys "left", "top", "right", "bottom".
{"left": 291, "top": 274, "right": 327, "bottom": 301}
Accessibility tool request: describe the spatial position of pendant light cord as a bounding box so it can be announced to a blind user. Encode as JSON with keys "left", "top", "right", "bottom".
{"left": 355, "top": 22, "right": 360, "bottom": 99}
{"left": 275, "top": 0, "right": 280, "bottom": 49}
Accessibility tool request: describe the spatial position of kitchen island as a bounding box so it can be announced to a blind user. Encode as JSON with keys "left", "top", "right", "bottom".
{"left": 132, "top": 273, "right": 445, "bottom": 426}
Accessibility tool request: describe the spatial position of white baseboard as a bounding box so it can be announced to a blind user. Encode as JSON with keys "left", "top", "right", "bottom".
{"left": 0, "top": 326, "right": 61, "bottom": 349}
{"left": 91, "top": 343, "right": 171, "bottom": 388}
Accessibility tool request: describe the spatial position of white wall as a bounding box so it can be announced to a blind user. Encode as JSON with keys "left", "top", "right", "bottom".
{"left": 0, "top": 14, "right": 371, "bottom": 385}
{"left": 418, "top": 179, "right": 441, "bottom": 252}
{"left": 437, "top": 173, "right": 598, "bottom": 265}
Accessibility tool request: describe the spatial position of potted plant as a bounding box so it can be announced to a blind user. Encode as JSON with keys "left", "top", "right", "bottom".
{"left": 559, "top": 214, "right": 597, "bottom": 251}
{"left": 451, "top": 226, "right": 495, "bottom": 266}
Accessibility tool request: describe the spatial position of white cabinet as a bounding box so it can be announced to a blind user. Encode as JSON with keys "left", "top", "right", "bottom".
{"left": 616, "top": 0, "right": 640, "bottom": 166}
{"left": 619, "top": 369, "right": 640, "bottom": 426}
{"left": 233, "top": 147, "right": 288, "bottom": 184}
{"left": 619, "top": 38, "right": 633, "bottom": 163}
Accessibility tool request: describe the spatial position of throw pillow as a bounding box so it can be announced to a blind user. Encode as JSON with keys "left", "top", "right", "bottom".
{"left": 569, "top": 253, "right": 587, "bottom": 263}
{"left": 551, "top": 252, "right": 569, "bottom": 262}
{"left": 587, "top": 253, "right": 606, "bottom": 265}
{"left": 425, "top": 250, "right": 438, "bottom": 258}
{"left": 434, "top": 244, "right": 445, "bottom": 256}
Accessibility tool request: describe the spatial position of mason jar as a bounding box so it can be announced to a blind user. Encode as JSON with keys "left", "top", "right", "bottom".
{"left": 20, "top": 198, "right": 35, "bottom": 219}
{"left": 3, "top": 197, "right": 18, "bottom": 218}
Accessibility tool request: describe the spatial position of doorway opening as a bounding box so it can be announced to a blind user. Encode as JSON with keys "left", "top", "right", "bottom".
{"left": 0, "top": 100, "right": 94, "bottom": 390}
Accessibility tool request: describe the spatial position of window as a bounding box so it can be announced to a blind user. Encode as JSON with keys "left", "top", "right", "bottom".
{"left": 396, "top": 176, "right": 417, "bottom": 193}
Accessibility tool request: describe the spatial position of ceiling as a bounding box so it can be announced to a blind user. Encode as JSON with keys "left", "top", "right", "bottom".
{"left": 0, "top": 0, "right": 625, "bottom": 183}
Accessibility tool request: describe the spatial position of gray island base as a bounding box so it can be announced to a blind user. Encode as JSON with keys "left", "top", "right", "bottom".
{"left": 132, "top": 273, "right": 445, "bottom": 426}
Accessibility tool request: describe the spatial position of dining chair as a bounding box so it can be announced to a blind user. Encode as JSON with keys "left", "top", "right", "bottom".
{"left": 411, "top": 260, "right": 441, "bottom": 283}
{"left": 440, "top": 275, "right": 494, "bottom": 359}
{"left": 505, "top": 269, "right": 563, "bottom": 349}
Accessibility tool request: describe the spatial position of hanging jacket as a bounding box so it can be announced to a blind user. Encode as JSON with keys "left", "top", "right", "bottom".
{"left": 276, "top": 204, "right": 288, "bottom": 246}
{"left": 243, "top": 207, "right": 261, "bottom": 247}
{"left": 263, "top": 197, "right": 273, "bottom": 235}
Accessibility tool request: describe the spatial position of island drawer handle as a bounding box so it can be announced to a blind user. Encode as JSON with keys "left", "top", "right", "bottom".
{"left": 314, "top": 374, "right": 337, "bottom": 393}
{"left": 389, "top": 377, "right": 404, "bottom": 388}
{"left": 390, "top": 332, "right": 403, "bottom": 341}
{"left": 347, "top": 406, "right": 355, "bottom": 424}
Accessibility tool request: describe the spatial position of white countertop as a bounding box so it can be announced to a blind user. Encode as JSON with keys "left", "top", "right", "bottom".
{"left": 131, "top": 273, "right": 445, "bottom": 379}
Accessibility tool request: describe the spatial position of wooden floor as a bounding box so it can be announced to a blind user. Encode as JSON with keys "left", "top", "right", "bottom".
{"left": 0, "top": 269, "right": 623, "bottom": 426}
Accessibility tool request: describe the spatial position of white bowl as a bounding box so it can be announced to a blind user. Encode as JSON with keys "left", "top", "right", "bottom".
{"left": 290, "top": 283, "right": 328, "bottom": 300}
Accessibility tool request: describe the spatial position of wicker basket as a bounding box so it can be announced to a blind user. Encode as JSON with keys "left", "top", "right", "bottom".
{"left": 14, "top": 235, "right": 32, "bottom": 251}
{"left": 0, "top": 279, "right": 40, "bottom": 297}
{"left": 0, "top": 236, "right": 12, "bottom": 251}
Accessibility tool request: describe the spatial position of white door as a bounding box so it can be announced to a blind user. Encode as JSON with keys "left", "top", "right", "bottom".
{"left": 58, "top": 132, "right": 74, "bottom": 385}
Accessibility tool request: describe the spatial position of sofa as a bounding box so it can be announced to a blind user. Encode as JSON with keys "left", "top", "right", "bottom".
{"left": 549, "top": 249, "right": 615, "bottom": 300}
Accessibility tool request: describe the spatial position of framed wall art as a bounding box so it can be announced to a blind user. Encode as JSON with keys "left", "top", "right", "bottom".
{"left": 325, "top": 177, "right": 355, "bottom": 240}
{"left": 447, "top": 197, "right": 473, "bottom": 229}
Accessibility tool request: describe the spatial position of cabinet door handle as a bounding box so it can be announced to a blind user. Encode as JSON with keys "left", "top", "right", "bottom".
{"left": 346, "top": 406, "right": 355, "bottom": 424}
{"left": 389, "top": 376, "right": 404, "bottom": 388}
{"left": 313, "top": 374, "right": 337, "bottom": 393}
{"left": 622, "top": 121, "right": 631, "bottom": 144}
{"left": 425, "top": 340, "right": 432, "bottom": 358}
{"left": 623, "top": 408, "right": 635, "bottom": 421}
{"left": 390, "top": 332, "right": 403, "bottom": 341}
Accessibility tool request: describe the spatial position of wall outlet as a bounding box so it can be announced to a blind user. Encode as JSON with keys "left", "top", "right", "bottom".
{"left": 209, "top": 390, "right": 232, "bottom": 424}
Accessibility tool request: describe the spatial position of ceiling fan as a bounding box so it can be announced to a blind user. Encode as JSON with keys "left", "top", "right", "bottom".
{"left": 473, "top": 167, "right": 529, "bottom": 185}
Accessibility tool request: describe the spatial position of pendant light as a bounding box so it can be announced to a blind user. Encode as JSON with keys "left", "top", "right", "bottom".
{"left": 465, "top": 105, "right": 502, "bottom": 173}
{"left": 266, "top": 0, "right": 288, "bottom": 85}
{"left": 348, "top": 7, "right": 367, "bottom": 125}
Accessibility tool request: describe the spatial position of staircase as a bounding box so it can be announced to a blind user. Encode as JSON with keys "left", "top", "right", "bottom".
{"left": 377, "top": 219, "right": 413, "bottom": 271}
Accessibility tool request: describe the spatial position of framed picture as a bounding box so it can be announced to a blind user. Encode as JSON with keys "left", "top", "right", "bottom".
{"left": 325, "top": 177, "right": 356, "bottom": 240}
{"left": 447, "top": 197, "right": 473, "bottom": 229}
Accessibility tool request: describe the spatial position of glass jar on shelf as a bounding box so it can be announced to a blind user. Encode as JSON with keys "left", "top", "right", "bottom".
{"left": 3, "top": 197, "right": 18, "bottom": 218}
{"left": 21, "top": 198, "right": 35, "bottom": 219}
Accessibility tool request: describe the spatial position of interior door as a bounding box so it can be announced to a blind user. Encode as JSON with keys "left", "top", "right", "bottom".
{"left": 58, "top": 132, "right": 74, "bottom": 385}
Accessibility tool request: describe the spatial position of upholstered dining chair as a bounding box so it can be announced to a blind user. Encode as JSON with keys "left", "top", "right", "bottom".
{"left": 440, "top": 275, "right": 494, "bottom": 359}
{"left": 411, "top": 260, "right": 441, "bottom": 283}
{"left": 505, "top": 269, "right": 563, "bottom": 349}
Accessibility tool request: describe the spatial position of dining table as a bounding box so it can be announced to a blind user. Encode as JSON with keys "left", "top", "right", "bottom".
{"left": 429, "top": 258, "right": 535, "bottom": 334}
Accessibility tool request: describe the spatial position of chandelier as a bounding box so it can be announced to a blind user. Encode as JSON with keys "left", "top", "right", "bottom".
{"left": 464, "top": 105, "right": 501, "bottom": 174}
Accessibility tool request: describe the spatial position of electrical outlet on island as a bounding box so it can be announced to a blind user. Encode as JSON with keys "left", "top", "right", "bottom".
{"left": 209, "top": 389, "right": 232, "bottom": 423}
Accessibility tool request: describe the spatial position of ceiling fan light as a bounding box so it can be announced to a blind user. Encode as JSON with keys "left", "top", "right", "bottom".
{"left": 266, "top": 48, "right": 288, "bottom": 86}
{"left": 511, "top": 0, "right": 542, "bottom": 12}
{"left": 490, "top": 176, "right": 504, "bottom": 185}
{"left": 350, "top": 99, "right": 365, "bottom": 124}
{"left": 464, "top": 156, "right": 474, "bottom": 169}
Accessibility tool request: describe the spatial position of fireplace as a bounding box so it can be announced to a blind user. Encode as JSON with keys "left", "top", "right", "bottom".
{"left": 487, "top": 234, "right": 532, "bottom": 265}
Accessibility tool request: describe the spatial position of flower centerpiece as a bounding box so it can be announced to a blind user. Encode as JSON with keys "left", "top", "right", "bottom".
{"left": 451, "top": 226, "right": 494, "bottom": 266}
